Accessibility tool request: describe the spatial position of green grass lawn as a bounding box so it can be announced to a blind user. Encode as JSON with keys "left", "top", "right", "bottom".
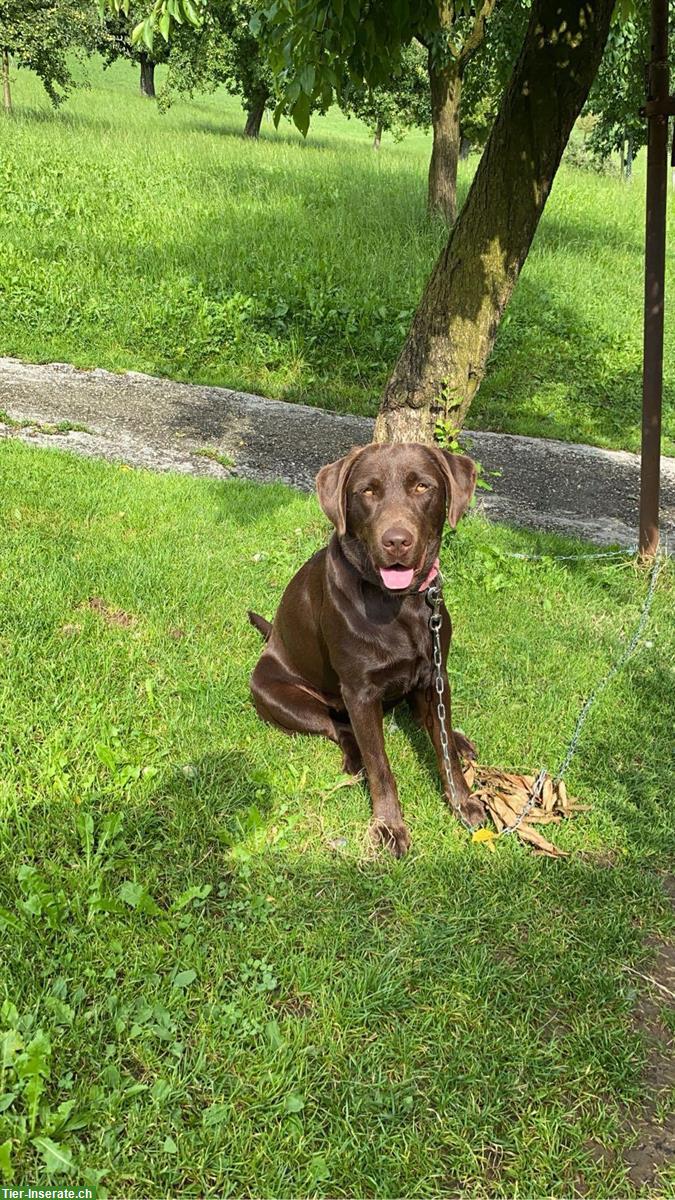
{"left": 1, "top": 440, "right": 673, "bottom": 1197}
{"left": 0, "top": 58, "right": 673, "bottom": 455}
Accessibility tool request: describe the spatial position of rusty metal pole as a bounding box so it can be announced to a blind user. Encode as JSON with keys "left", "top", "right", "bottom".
{"left": 639, "top": 0, "right": 670, "bottom": 558}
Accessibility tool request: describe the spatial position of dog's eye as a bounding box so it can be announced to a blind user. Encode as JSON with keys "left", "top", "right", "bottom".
{"left": 414, "top": 482, "right": 429, "bottom": 494}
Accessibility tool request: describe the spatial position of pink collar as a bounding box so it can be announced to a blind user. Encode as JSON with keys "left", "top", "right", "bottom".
{"left": 417, "top": 557, "right": 440, "bottom": 592}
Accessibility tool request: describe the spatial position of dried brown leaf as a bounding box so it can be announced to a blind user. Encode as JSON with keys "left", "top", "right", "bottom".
{"left": 542, "top": 778, "right": 555, "bottom": 813}
{"left": 513, "top": 822, "right": 568, "bottom": 857}
{"left": 489, "top": 795, "right": 519, "bottom": 825}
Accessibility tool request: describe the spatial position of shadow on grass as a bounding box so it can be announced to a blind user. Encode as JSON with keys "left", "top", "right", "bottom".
{"left": 6, "top": 690, "right": 672, "bottom": 1194}
{"left": 482, "top": 275, "right": 675, "bottom": 451}
{"left": 536, "top": 209, "right": 645, "bottom": 258}
{"left": 183, "top": 117, "right": 340, "bottom": 153}
{"left": 102, "top": 762, "right": 674, "bottom": 1195}
{"left": 7, "top": 105, "right": 146, "bottom": 133}
{"left": 124, "top": 748, "right": 275, "bottom": 883}
{"left": 213, "top": 478, "right": 301, "bottom": 526}
{"left": 78, "top": 183, "right": 670, "bottom": 451}
{"left": 578, "top": 657, "right": 675, "bottom": 859}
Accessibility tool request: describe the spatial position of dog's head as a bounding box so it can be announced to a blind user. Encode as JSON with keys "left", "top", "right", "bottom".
{"left": 316, "top": 443, "right": 476, "bottom": 593}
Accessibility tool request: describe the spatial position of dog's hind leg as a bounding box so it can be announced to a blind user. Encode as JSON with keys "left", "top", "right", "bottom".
{"left": 250, "top": 653, "right": 362, "bottom": 776}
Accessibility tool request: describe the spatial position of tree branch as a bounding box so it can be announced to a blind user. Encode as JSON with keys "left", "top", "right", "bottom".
{"left": 457, "top": 0, "right": 498, "bottom": 68}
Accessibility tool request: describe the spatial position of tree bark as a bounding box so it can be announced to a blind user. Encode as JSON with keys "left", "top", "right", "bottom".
{"left": 139, "top": 54, "right": 155, "bottom": 98}
{"left": 625, "top": 133, "right": 633, "bottom": 180}
{"left": 459, "top": 135, "right": 471, "bottom": 160}
{"left": 373, "top": 119, "right": 383, "bottom": 150}
{"left": 427, "top": 56, "right": 461, "bottom": 223}
{"left": 244, "top": 92, "right": 267, "bottom": 138}
{"left": 374, "top": 0, "right": 615, "bottom": 443}
{"left": 2, "top": 49, "right": 11, "bottom": 114}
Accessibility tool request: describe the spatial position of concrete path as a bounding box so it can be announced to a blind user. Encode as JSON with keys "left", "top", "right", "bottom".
{"left": 1, "top": 357, "right": 673, "bottom": 549}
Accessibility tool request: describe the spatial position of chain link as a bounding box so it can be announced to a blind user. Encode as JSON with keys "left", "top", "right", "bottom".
{"left": 426, "top": 552, "right": 665, "bottom": 841}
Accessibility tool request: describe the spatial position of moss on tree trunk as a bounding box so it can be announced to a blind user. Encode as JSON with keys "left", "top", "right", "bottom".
{"left": 427, "top": 57, "right": 461, "bottom": 224}
{"left": 374, "top": 0, "right": 615, "bottom": 444}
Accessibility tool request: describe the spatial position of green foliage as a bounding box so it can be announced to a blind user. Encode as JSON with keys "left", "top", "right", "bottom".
{"left": 0, "top": 0, "right": 97, "bottom": 107}
{"left": 434, "top": 419, "right": 495, "bottom": 492}
{"left": 585, "top": 0, "right": 675, "bottom": 168}
{"left": 341, "top": 41, "right": 430, "bottom": 143}
{"left": 338, "top": 2, "right": 529, "bottom": 156}
{"left": 461, "top": 0, "right": 529, "bottom": 147}
{"left": 102, "top": 0, "right": 207, "bottom": 54}
{"left": 161, "top": 0, "right": 273, "bottom": 123}
{"left": 257, "top": 0, "right": 499, "bottom": 135}
{"left": 97, "top": 0, "right": 171, "bottom": 70}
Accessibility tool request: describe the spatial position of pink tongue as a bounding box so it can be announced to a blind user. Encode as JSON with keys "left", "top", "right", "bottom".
{"left": 379, "top": 565, "right": 415, "bottom": 590}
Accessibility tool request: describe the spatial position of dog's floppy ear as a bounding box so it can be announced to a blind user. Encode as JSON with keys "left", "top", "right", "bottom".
{"left": 316, "top": 447, "right": 365, "bottom": 537}
{"left": 427, "top": 447, "right": 477, "bottom": 529}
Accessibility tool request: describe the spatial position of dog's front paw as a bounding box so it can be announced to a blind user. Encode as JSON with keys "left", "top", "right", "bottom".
{"left": 453, "top": 729, "right": 477, "bottom": 761}
{"left": 459, "top": 793, "right": 487, "bottom": 829}
{"left": 370, "top": 818, "right": 412, "bottom": 858}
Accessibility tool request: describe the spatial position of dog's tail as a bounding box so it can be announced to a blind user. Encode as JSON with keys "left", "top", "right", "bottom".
{"left": 248, "top": 610, "right": 273, "bottom": 642}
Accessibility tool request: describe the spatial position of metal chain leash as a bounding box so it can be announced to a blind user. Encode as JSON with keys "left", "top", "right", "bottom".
{"left": 551, "top": 550, "right": 664, "bottom": 786}
{"left": 426, "top": 551, "right": 665, "bottom": 840}
{"left": 501, "top": 548, "right": 637, "bottom": 562}
{"left": 425, "top": 577, "right": 475, "bottom": 832}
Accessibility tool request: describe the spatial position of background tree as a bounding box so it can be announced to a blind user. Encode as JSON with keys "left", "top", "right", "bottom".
{"left": 98, "top": 1, "right": 171, "bottom": 98}
{"left": 256, "top": 0, "right": 507, "bottom": 223}
{"left": 160, "top": 0, "right": 274, "bottom": 137}
{"left": 106, "top": 0, "right": 618, "bottom": 441}
{"left": 422, "top": 1, "right": 500, "bottom": 221}
{"left": 373, "top": 0, "right": 616, "bottom": 440}
{"left": 0, "top": 0, "right": 97, "bottom": 113}
{"left": 341, "top": 41, "right": 430, "bottom": 149}
{"left": 459, "top": 0, "right": 529, "bottom": 151}
{"left": 109, "top": 0, "right": 521, "bottom": 218}
{"left": 584, "top": 0, "right": 674, "bottom": 178}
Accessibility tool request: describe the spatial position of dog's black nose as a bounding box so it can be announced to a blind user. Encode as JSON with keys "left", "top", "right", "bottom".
{"left": 381, "top": 526, "right": 413, "bottom": 556}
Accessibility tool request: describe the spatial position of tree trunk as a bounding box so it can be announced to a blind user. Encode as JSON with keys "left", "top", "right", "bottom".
{"left": 427, "top": 55, "right": 461, "bottom": 223}
{"left": 139, "top": 54, "right": 155, "bottom": 98}
{"left": 373, "top": 119, "right": 383, "bottom": 150}
{"left": 244, "top": 92, "right": 267, "bottom": 138}
{"left": 625, "top": 133, "right": 633, "bottom": 180}
{"left": 2, "top": 49, "right": 11, "bottom": 114}
{"left": 459, "top": 135, "right": 471, "bottom": 160}
{"left": 374, "top": 0, "right": 615, "bottom": 443}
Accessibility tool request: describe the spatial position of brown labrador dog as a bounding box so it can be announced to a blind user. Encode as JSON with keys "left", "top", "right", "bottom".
{"left": 248, "top": 443, "right": 486, "bottom": 856}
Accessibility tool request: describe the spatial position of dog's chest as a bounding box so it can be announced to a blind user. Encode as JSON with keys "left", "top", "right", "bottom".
{"left": 357, "top": 610, "right": 435, "bottom": 699}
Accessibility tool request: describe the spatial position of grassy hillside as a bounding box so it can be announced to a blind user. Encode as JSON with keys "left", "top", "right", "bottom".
{"left": 0, "top": 57, "right": 673, "bottom": 453}
{"left": 0, "top": 439, "right": 673, "bottom": 1195}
